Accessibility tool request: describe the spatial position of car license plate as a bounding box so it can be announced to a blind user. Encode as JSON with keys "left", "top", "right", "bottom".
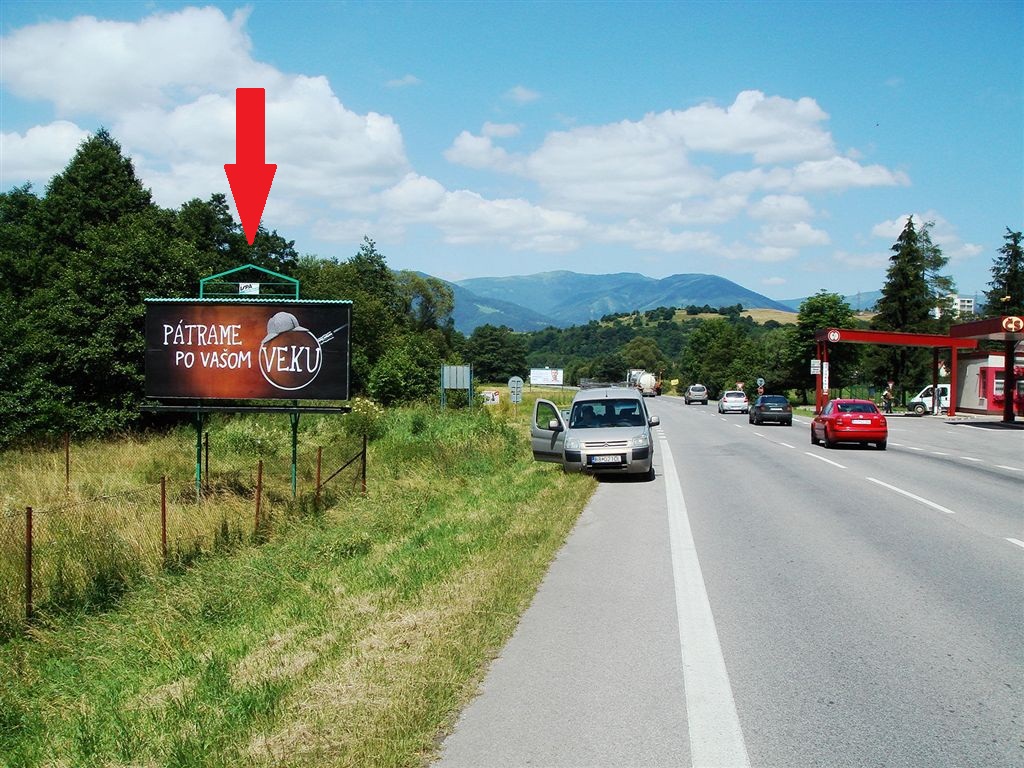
{"left": 590, "top": 455, "right": 622, "bottom": 464}
{"left": 852, "top": 419, "right": 871, "bottom": 424}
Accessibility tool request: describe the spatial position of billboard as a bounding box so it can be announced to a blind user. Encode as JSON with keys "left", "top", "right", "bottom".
{"left": 530, "top": 368, "right": 564, "bottom": 386}
{"left": 145, "top": 300, "right": 351, "bottom": 400}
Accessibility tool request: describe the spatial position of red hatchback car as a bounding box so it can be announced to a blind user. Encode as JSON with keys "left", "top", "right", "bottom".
{"left": 811, "top": 398, "right": 888, "bottom": 450}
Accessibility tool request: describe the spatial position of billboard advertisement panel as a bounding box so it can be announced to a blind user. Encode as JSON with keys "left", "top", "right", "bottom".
{"left": 530, "top": 368, "right": 564, "bottom": 386}
{"left": 145, "top": 300, "right": 351, "bottom": 400}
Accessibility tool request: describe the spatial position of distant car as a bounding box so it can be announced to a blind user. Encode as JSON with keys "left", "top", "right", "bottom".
{"left": 530, "top": 386, "right": 660, "bottom": 479}
{"left": 748, "top": 394, "right": 793, "bottom": 425}
{"left": 718, "top": 390, "right": 749, "bottom": 414}
{"left": 685, "top": 384, "right": 708, "bottom": 405}
{"left": 811, "top": 398, "right": 888, "bottom": 450}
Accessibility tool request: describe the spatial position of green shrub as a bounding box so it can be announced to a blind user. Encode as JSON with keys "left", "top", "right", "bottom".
{"left": 343, "top": 398, "right": 387, "bottom": 441}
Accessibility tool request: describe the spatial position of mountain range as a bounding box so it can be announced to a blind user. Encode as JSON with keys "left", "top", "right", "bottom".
{"left": 444, "top": 270, "right": 880, "bottom": 333}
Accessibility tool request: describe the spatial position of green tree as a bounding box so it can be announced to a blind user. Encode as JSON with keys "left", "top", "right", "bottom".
{"left": 791, "top": 291, "right": 859, "bottom": 400}
{"left": 37, "top": 129, "right": 152, "bottom": 256}
{"left": 984, "top": 228, "right": 1024, "bottom": 316}
{"left": 176, "top": 193, "right": 298, "bottom": 275}
{"left": 0, "top": 183, "right": 42, "bottom": 301}
{"left": 0, "top": 130, "right": 211, "bottom": 443}
{"left": 678, "top": 319, "right": 752, "bottom": 396}
{"left": 294, "top": 239, "right": 404, "bottom": 390}
{"left": 367, "top": 335, "right": 443, "bottom": 405}
{"left": 395, "top": 271, "right": 455, "bottom": 334}
{"left": 466, "top": 324, "right": 528, "bottom": 382}
{"left": 620, "top": 336, "right": 669, "bottom": 374}
{"left": 873, "top": 217, "right": 934, "bottom": 332}
{"left": 919, "top": 221, "right": 957, "bottom": 330}
{"left": 866, "top": 217, "right": 936, "bottom": 400}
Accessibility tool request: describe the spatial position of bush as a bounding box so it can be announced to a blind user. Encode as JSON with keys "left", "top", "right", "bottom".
{"left": 343, "top": 398, "right": 387, "bottom": 441}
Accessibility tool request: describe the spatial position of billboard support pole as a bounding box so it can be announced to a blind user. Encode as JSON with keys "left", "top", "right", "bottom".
{"left": 194, "top": 411, "right": 204, "bottom": 499}
{"left": 290, "top": 409, "right": 300, "bottom": 497}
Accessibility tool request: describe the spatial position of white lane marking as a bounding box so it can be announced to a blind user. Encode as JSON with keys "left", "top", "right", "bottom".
{"left": 866, "top": 477, "right": 956, "bottom": 514}
{"left": 753, "top": 431, "right": 766, "bottom": 438}
{"left": 805, "top": 452, "right": 846, "bottom": 469}
{"left": 660, "top": 437, "right": 750, "bottom": 767}
{"left": 931, "top": 451, "right": 950, "bottom": 456}
{"left": 960, "top": 456, "right": 983, "bottom": 462}
{"left": 734, "top": 423, "right": 744, "bottom": 429}
{"left": 1006, "top": 538, "right": 1024, "bottom": 550}
{"left": 997, "top": 465, "right": 1022, "bottom": 472}
{"left": 907, "top": 446, "right": 924, "bottom": 452}
{"left": 779, "top": 442, "right": 795, "bottom": 449}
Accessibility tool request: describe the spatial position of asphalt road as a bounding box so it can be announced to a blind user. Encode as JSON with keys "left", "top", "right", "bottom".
{"left": 436, "top": 397, "right": 1023, "bottom": 768}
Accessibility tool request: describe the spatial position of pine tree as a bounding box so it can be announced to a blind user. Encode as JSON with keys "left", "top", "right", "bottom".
{"left": 865, "top": 217, "right": 935, "bottom": 402}
{"left": 984, "top": 228, "right": 1024, "bottom": 316}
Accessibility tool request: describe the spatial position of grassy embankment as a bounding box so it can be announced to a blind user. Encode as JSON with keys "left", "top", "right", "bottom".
{"left": 0, "top": 389, "right": 593, "bottom": 767}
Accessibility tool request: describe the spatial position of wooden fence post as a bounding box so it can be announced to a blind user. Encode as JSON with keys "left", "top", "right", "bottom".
{"left": 361, "top": 435, "right": 367, "bottom": 496}
{"left": 204, "top": 432, "right": 210, "bottom": 493}
{"left": 25, "top": 507, "right": 33, "bottom": 622}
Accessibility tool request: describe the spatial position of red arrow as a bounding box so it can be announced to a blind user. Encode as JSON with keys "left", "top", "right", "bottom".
{"left": 224, "top": 88, "right": 277, "bottom": 246}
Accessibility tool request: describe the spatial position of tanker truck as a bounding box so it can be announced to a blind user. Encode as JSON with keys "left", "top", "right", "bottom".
{"left": 638, "top": 372, "right": 659, "bottom": 397}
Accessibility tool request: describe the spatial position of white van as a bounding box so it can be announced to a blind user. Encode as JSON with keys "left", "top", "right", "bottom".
{"left": 907, "top": 384, "right": 950, "bottom": 415}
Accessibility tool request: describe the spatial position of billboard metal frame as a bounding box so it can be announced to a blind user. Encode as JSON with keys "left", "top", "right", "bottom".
{"left": 144, "top": 266, "right": 352, "bottom": 496}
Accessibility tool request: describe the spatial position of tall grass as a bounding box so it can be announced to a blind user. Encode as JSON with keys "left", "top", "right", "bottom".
{"left": 0, "top": 416, "right": 368, "bottom": 639}
{"left": 0, "top": 399, "right": 594, "bottom": 767}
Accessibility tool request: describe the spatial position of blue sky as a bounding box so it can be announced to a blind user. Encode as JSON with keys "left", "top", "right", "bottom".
{"left": 2, "top": 1, "right": 1021, "bottom": 303}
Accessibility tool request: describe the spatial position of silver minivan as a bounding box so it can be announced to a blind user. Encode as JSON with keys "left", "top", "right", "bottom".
{"left": 531, "top": 387, "right": 660, "bottom": 480}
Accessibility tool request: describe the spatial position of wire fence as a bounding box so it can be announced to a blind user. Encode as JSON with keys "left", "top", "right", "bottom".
{"left": 0, "top": 432, "right": 366, "bottom": 642}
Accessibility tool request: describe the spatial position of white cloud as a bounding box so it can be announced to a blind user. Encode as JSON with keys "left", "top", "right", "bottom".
{"left": 833, "top": 250, "right": 890, "bottom": 269}
{"left": 379, "top": 173, "right": 587, "bottom": 251}
{"left": 789, "top": 157, "right": 909, "bottom": 192}
{"left": 482, "top": 122, "right": 521, "bottom": 138}
{"left": 0, "top": 7, "right": 279, "bottom": 114}
{"left": 385, "top": 74, "right": 421, "bottom": 88}
{"left": 748, "top": 194, "right": 815, "bottom": 222}
{"left": 752, "top": 246, "right": 798, "bottom": 263}
{"left": 598, "top": 221, "right": 722, "bottom": 253}
{"left": 657, "top": 90, "right": 835, "bottom": 163}
{"left": 523, "top": 119, "right": 713, "bottom": 213}
{"left": 0, "top": 6, "right": 926, "bottom": 279}
{"left": 664, "top": 196, "right": 748, "bottom": 225}
{"left": 0, "top": 121, "right": 91, "bottom": 188}
{"left": 762, "top": 276, "right": 787, "bottom": 286}
{"left": 506, "top": 85, "right": 540, "bottom": 104}
{"left": 1, "top": 7, "right": 410, "bottom": 224}
{"left": 443, "top": 132, "right": 522, "bottom": 173}
{"left": 757, "top": 222, "right": 831, "bottom": 248}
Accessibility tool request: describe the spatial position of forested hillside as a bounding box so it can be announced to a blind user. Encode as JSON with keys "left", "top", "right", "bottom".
{"left": 3, "top": 129, "right": 1012, "bottom": 447}
{"left": 0, "top": 131, "right": 461, "bottom": 446}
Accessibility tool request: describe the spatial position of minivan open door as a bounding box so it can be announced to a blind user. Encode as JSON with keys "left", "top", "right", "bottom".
{"left": 531, "top": 398, "right": 565, "bottom": 463}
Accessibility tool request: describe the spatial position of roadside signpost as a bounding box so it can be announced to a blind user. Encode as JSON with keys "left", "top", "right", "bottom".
{"left": 508, "top": 376, "right": 524, "bottom": 405}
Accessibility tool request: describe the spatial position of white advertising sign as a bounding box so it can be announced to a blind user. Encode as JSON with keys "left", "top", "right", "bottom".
{"left": 530, "top": 368, "right": 564, "bottom": 386}
{"left": 822, "top": 361, "right": 830, "bottom": 393}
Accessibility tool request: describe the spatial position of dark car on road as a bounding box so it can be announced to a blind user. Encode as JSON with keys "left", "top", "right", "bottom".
{"left": 748, "top": 394, "right": 793, "bottom": 426}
